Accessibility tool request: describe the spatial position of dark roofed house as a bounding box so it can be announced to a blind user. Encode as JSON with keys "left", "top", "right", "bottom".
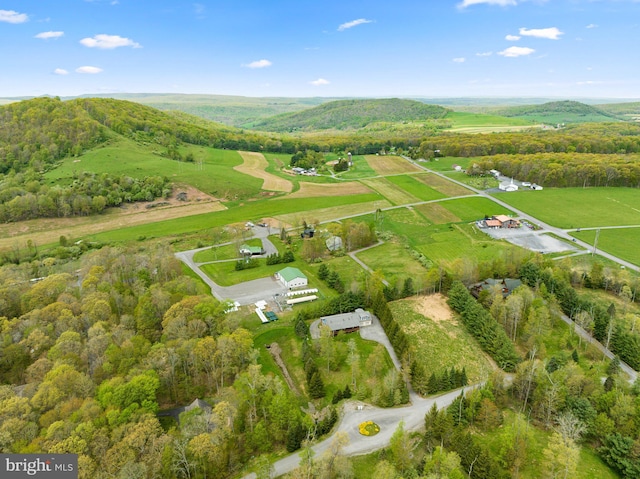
{"left": 321, "top": 308, "right": 372, "bottom": 336}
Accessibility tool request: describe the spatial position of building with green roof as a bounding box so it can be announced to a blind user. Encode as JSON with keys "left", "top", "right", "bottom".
{"left": 276, "top": 267, "right": 308, "bottom": 289}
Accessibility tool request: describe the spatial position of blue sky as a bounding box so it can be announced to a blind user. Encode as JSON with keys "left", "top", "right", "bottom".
{"left": 1, "top": 0, "right": 639, "bottom": 99}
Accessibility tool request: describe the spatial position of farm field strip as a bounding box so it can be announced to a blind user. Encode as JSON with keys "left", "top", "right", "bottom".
{"left": 235, "top": 151, "right": 293, "bottom": 192}
{"left": 412, "top": 173, "right": 474, "bottom": 197}
{"left": 364, "top": 154, "right": 422, "bottom": 175}
{"left": 274, "top": 199, "right": 393, "bottom": 225}
{"left": 360, "top": 178, "right": 422, "bottom": 205}
{"left": 414, "top": 202, "right": 461, "bottom": 224}
{"left": 284, "top": 181, "right": 372, "bottom": 198}
{"left": 385, "top": 175, "right": 447, "bottom": 202}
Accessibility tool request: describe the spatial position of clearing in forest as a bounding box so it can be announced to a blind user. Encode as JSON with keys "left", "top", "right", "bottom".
{"left": 390, "top": 296, "right": 492, "bottom": 383}
{"left": 235, "top": 151, "right": 293, "bottom": 192}
{"left": 285, "top": 181, "right": 372, "bottom": 199}
{"left": 413, "top": 174, "right": 474, "bottom": 197}
{"left": 364, "top": 155, "right": 422, "bottom": 176}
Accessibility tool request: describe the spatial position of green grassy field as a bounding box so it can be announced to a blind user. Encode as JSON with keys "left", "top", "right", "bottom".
{"left": 572, "top": 227, "right": 640, "bottom": 266}
{"left": 420, "top": 157, "right": 474, "bottom": 172}
{"left": 439, "top": 196, "right": 512, "bottom": 222}
{"left": 337, "top": 154, "right": 381, "bottom": 180}
{"left": 386, "top": 175, "right": 448, "bottom": 201}
{"left": 446, "top": 111, "right": 535, "bottom": 129}
{"left": 360, "top": 178, "right": 422, "bottom": 205}
{"left": 390, "top": 298, "right": 492, "bottom": 383}
{"left": 494, "top": 187, "right": 640, "bottom": 229}
{"left": 85, "top": 193, "right": 382, "bottom": 243}
{"left": 45, "top": 139, "right": 264, "bottom": 200}
{"left": 355, "top": 241, "right": 428, "bottom": 285}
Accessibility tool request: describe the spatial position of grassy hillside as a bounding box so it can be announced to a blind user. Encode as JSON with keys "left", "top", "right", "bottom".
{"left": 249, "top": 98, "right": 449, "bottom": 132}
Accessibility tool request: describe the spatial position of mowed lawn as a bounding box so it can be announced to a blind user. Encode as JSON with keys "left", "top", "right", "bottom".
{"left": 572, "top": 227, "right": 640, "bottom": 267}
{"left": 494, "top": 187, "right": 640, "bottom": 228}
{"left": 390, "top": 297, "right": 492, "bottom": 383}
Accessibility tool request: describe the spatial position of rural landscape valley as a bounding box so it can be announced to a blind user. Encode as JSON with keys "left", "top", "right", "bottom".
{"left": 3, "top": 1, "right": 640, "bottom": 478}
{"left": 2, "top": 93, "right": 640, "bottom": 479}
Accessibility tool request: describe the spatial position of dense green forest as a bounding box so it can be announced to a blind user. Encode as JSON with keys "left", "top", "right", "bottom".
{"left": 473, "top": 152, "right": 640, "bottom": 188}
{"left": 492, "top": 100, "right": 620, "bottom": 123}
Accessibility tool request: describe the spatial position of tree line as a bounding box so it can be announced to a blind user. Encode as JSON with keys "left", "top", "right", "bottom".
{"left": 0, "top": 170, "right": 169, "bottom": 222}
{"left": 472, "top": 152, "right": 640, "bottom": 188}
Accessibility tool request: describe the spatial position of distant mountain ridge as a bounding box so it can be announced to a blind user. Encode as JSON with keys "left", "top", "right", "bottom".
{"left": 248, "top": 98, "right": 450, "bottom": 132}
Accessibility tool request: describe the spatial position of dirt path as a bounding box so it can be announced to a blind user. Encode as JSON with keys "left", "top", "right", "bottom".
{"left": 235, "top": 151, "right": 293, "bottom": 192}
{"left": 268, "top": 343, "right": 300, "bottom": 395}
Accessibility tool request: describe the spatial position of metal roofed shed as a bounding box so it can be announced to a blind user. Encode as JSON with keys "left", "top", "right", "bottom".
{"left": 275, "top": 267, "right": 308, "bottom": 289}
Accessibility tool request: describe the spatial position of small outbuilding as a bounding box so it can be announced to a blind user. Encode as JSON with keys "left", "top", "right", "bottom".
{"left": 276, "top": 267, "right": 308, "bottom": 289}
{"left": 239, "top": 244, "right": 265, "bottom": 255}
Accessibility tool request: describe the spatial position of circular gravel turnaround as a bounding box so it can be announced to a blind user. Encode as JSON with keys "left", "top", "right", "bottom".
{"left": 359, "top": 421, "right": 380, "bottom": 436}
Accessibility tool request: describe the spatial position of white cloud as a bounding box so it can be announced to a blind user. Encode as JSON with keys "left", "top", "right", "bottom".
{"left": 458, "top": 0, "right": 516, "bottom": 9}
{"left": 338, "top": 18, "right": 373, "bottom": 31}
{"left": 519, "top": 27, "right": 563, "bottom": 40}
{"left": 0, "top": 9, "right": 28, "bottom": 23}
{"left": 80, "top": 34, "right": 141, "bottom": 49}
{"left": 505, "top": 34, "right": 521, "bottom": 41}
{"left": 309, "top": 78, "right": 330, "bottom": 86}
{"left": 453, "top": 57, "right": 466, "bottom": 63}
{"left": 586, "top": 24, "right": 597, "bottom": 29}
{"left": 243, "top": 59, "right": 272, "bottom": 69}
{"left": 35, "top": 31, "right": 64, "bottom": 39}
{"left": 53, "top": 68, "right": 69, "bottom": 75}
{"left": 577, "top": 80, "right": 603, "bottom": 85}
{"left": 76, "top": 66, "right": 103, "bottom": 74}
{"left": 476, "top": 51, "right": 493, "bottom": 56}
{"left": 497, "top": 46, "right": 535, "bottom": 57}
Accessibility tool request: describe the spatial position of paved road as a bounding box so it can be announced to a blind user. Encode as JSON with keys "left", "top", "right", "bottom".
{"left": 242, "top": 384, "right": 477, "bottom": 479}
{"left": 175, "top": 226, "right": 288, "bottom": 306}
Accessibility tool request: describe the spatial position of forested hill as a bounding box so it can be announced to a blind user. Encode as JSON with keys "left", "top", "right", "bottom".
{"left": 494, "top": 100, "right": 619, "bottom": 124}
{"left": 249, "top": 98, "right": 450, "bottom": 132}
{"left": 0, "top": 97, "right": 264, "bottom": 174}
